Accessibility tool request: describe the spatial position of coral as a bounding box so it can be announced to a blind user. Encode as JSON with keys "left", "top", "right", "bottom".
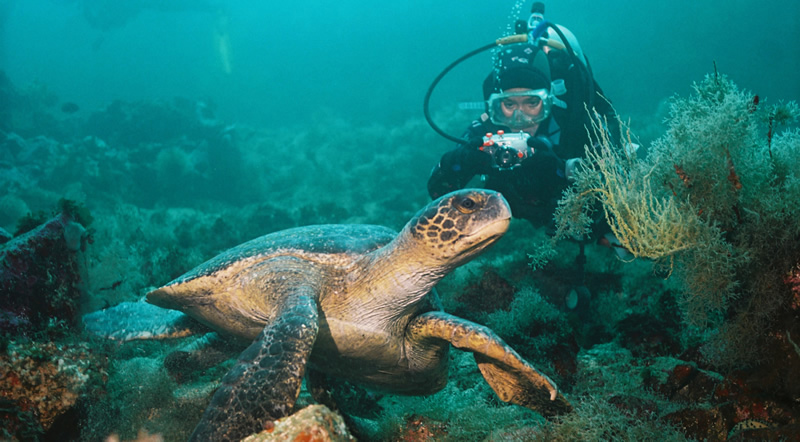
{"left": 392, "top": 414, "right": 448, "bottom": 441}
{"left": 485, "top": 286, "right": 567, "bottom": 347}
{"left": 496, "top": 342, "right": 701, "bottom": 440}
{"left": 8, "top": 65, "right": 798, "bottom": 438}
{"left": 57, "top": 197, "right": 94, "bottom": 228}
{"left": 104, "top": 429, "right": 165, "bottom": 442}
{"left": 243, "top": 405, "right": 355, "bottom": 441}
{"left": 556, "top": 113, "right": 716, "bottom": 261}
{"left": 535, "top": 395, "right": 687, "bottom": 442}
{"left": 0, "top": 397, "right": 44, "bottom": 441}
{"left": 0, "top": 340, "right": 107, "bottom": 432}
{"left": 456, "top": 268, "right": 516, "bottom": 313}
{"left": 556, "top": 73, "right": 800, "bottom": 368}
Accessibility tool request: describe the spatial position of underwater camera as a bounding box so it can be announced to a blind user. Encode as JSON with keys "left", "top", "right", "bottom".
{"left": 480, "top": 131, "right": 533, "bottom": 170}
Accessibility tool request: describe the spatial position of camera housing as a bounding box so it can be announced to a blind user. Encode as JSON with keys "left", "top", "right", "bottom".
{"left": 479, "top": 131, "right": 533, "bottom": 170}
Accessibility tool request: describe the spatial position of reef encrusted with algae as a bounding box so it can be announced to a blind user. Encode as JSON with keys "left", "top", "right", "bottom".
{"left": 0, "top": 340, "right": 108, "bottom": 437}
{"left": 242, "top": 405, "right": 355, "bottom": 442}
{"left": 0, "top": 207, "right": 104, "bottom": 439}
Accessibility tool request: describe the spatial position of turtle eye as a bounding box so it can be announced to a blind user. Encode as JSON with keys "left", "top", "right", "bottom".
{"left": 455, "top": 196, "right": 478, "bottom": 213}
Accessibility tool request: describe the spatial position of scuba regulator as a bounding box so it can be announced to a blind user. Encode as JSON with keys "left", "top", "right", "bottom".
{"left": 423, "top": 1, "right": 595, "bottom": 157}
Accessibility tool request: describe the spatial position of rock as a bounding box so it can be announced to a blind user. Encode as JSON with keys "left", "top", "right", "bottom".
{"left": 642, "top": 358, "right": 721, "bottom": 403}
{"left": 0, "top": 213, "right": 88, "bottom": 333}
{"left": 0, "top": 227, "right": 11, "bottom": 244}
{"left": 242, "top": 405, "right": 355, "bottom": 442}
{"left": 1, "top": 132, "right": 26, "bottom": 160}
{"left": 737, "top": 319, "right": 800, "bottom": 403}
{"left": 729, "top": 422, "right": 800, "bottom": 441}
{"left": 662, "top": 406, "right": 731, "bottom": 441}
{"left": 395, "top": 414, "right": 448, "bottom": 442}
{"left": 785, "top": 263, "right": 800, "bottom": 311}
{"left": 0, "top": 340, "right": 107, "bottom": 433}
{"left": 649, "top": 359, "right": 800, "bottom": 440}
{"left": 0, "top": 397, "right": 45, "bottom": 441}
{"left": 712, "top": 373, "right": 797, "bottom": 432}
{"left": 616, "top": 313, "right": 680, "bottom": 358}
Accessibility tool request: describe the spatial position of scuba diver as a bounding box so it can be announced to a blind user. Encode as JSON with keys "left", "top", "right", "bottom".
{"left": 425, "top": 2, "right": 620, "bottom": 232}
{"left": 428, "top": 43, "right": 571, "bottom": 230}
{"left": 424, "top": 3, "right": 629, "bottom": 313}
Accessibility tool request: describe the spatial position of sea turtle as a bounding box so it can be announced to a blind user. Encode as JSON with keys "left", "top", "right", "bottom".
{"left": 84, "top": 189, "right": 571, "bottom": 440}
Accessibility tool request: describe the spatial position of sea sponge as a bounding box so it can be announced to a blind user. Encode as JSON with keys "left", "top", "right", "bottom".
{"left": 63, "top": 221, "right": 86, "bottom": 251}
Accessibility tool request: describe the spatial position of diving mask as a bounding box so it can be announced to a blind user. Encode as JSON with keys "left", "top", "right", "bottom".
{"left": 487, "top": 89, "right": 553, "bottom": 129}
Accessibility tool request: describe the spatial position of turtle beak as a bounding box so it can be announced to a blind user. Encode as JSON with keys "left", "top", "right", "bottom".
{"left": 463, "top": 215, "right": 509, "bottom": 252}
{"left": 481, "top": 216, "right": 511, "bottom": 238}
{"left": 482, "top": 192, "right": 512, "bottom": 236}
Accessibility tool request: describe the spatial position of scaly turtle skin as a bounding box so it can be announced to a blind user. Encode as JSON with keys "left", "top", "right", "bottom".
{"left": 84, "top": 189, "right": 571, "bottom": 441}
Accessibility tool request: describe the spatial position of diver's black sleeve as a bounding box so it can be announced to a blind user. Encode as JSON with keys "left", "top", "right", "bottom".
{"left": 427, "top": 122, "right": 494, "bottom": 199}
{"left": 427, "top": 141, "right": 493, "bottom": 199}
{"left": 519, "top": 140, "right": 568, "bottom": 199}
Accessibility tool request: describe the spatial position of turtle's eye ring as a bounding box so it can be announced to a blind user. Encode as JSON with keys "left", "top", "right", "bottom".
{"left": 456, "top": 197, "right": 478, "bottom": 213}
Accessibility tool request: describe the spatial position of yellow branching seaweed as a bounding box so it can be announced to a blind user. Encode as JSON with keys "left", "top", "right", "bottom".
{"left": 555, "top": 104, "right": 738, "bottom": 328}
{"left": 555, "top": 73, "right": 800, "bottom": 367}
{"left": 577, "top": 111, "right": 709, "bottom": 262}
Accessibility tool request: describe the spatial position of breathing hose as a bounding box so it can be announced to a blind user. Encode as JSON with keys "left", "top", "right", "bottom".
{"left": 531, "top": 20, "right": 596, "bottom": 110}
{"left": 423, "top": 22, "right": 594, "bottom": 145}
{"left": 423, "top": 34, "right": 528, "bottom": 145}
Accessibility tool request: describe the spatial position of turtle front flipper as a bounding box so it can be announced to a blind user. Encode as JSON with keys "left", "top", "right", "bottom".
{"left": 189, "top": 290, "right": 319, "bottom": 442}
{"left": 406, "top": 311, "right": 571, "bottom": 417}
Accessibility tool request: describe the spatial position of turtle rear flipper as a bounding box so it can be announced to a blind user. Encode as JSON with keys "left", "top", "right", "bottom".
{"left": 83, "top": 299, "right": 208, "bottom": 341}
{"left": 189, "top": 289, "right": 319, "bottom": 442}
{"left": 407, "top": 311, "right": 572, "bottom": 417}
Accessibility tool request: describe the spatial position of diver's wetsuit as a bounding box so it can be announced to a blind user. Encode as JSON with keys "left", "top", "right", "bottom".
{"left": 428, "top": 42, "right": 619, "bottom": 229}
{"left": 546, "top": 49, "right": 621, "bottom": 160}
{"left": 427, "top": 115, "right": 568, "bottom": 229}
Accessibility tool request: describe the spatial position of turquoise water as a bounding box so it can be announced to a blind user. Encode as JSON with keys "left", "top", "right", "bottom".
{"left": 4, "top": 0, "right": 798, "bottom": 127}
{"left": 1, "top": 1, "right": 799, "bottom": 440}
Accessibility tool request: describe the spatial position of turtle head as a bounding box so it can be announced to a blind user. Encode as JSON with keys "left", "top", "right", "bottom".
{"left": 405, "top": 189, "right": 511, "bottom": 266}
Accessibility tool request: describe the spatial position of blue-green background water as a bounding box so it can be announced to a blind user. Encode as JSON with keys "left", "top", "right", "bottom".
{"left": 2, "top": 1, "right": 800, "bottom": 440}
{"left": 4, "top": 0, "right": 798, "bottom": 127}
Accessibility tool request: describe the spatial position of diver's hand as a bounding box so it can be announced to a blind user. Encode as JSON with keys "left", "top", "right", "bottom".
{"left": 520, "top": 145, "right": 561, "bottom": 176}
{"left": 464, "top": 138, "right": 493, "bottom": 170}
{"left": 526, "top": 136, "right": 552, "bottom": 154}
{"left": 565, "top": 158, "right": 583, "bottom": 181}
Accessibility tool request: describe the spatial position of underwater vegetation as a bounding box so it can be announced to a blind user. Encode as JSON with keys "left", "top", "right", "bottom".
{"left": 557, "top": 73, "right": 800, "bottom": 369}
{"left": 2, "top": 68, "right": 800, "bottom": 440}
